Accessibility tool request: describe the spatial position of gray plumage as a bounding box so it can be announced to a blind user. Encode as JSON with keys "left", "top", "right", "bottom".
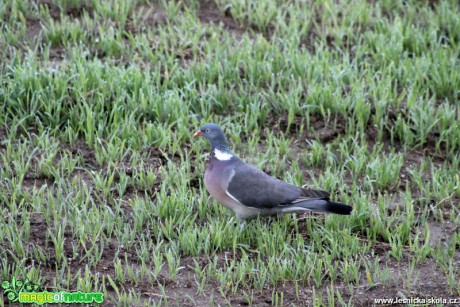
{"left": 194, "top": 123, "right": 352, "bottom": 222}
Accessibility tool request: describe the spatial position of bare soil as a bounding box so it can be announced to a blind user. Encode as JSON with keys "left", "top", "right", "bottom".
{"left": 4, "top": 1, "right": 459, "bottom": 306}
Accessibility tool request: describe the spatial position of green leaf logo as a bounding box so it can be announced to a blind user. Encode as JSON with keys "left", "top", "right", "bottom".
{"left": 2, "top": 278, "right": 40, "bottom": 302}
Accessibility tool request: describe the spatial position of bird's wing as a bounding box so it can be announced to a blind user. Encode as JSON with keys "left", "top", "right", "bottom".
{"left": 226, "top": 161, "right": 328, "bottom": 209}
{"left": 299, "top": 188, "right": 330, "bottom": 199}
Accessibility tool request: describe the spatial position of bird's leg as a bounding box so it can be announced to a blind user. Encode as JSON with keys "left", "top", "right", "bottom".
{"left": 238, "top": 217, "right": 246, "bottom": 230}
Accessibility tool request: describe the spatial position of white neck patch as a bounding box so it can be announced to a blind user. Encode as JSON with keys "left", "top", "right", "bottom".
{"left": 214, "top": 149, "right": 233, "bottom": 161}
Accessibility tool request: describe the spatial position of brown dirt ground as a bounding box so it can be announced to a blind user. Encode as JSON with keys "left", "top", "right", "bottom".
{"left": 3, "top": 1, "right": 459, "bottom": 306}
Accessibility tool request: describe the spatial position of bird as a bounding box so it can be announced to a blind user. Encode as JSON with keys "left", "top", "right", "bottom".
{"left": 194, "top": 123, "right": 352, "bottom": 225}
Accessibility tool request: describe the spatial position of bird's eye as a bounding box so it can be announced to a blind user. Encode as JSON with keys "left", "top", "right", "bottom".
{"left": 205, "top": 129, "right": 210, "bottom": 133}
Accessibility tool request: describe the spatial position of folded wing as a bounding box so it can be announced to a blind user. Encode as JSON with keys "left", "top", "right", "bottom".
{"left": 227, "top": 160, "right": 329, "bottom": 209}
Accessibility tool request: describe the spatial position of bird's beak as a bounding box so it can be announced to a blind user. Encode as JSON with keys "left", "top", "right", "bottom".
{"left": 193, "top": 131, "right": 202, "bottom": 137}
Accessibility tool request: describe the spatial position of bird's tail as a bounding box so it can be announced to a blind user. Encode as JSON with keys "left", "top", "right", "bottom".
{"left": 322, "top": 201, "right": 353, "bottom": 215}
{"left": 282, "top": 200, "right": 352, "bottom": 215}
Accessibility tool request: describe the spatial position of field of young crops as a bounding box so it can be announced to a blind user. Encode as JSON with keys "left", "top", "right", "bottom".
{"left": 1, "top": 0, "right": 459, "bottom": 305}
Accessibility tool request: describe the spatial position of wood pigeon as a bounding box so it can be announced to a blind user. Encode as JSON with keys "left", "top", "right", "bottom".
{"left": 194, "top": 123, "right": 352, "bottom": 224}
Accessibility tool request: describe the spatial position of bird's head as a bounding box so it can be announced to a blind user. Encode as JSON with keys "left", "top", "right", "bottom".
{"left": 194, "top": 123, "right": 230, "bottom": 152}
{"left": 193, "top": 123, "right": 225, "bottom": 140}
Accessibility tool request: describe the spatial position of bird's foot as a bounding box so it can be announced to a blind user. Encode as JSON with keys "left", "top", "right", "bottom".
{"left": 238, "top": 217, "right": 246, "bottom": 230}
